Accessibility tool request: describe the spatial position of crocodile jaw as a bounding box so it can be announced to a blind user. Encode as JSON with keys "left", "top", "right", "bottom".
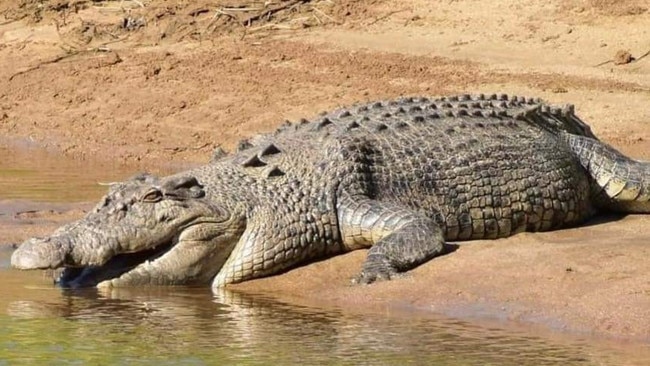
{"left": 55, "top": 241, "right": 176, "bottom": 288}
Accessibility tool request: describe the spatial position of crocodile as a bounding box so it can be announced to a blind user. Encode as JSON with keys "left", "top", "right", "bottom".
{"left": 11, "top": 93, "right": 650, "bottom": 289}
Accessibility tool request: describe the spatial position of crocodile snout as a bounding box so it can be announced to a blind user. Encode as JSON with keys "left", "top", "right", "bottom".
{"left": 11, "top": 237, "right": 68, "bottom": 270}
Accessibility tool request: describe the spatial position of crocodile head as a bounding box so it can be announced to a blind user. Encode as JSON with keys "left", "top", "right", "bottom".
{"left": 11, "top": 173, "right": 243, "bottom": 288}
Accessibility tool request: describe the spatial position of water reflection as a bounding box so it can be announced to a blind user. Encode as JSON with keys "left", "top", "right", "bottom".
{"left": 0, "top": 245, "right": 12, "bottom": 269}
{"left": 1, "top": 268, "right": 645, "bottom": 366}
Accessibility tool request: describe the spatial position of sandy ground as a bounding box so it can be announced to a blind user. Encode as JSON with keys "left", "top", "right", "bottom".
{"left": 1, "top": 0, "right": 649, "bottom": 341}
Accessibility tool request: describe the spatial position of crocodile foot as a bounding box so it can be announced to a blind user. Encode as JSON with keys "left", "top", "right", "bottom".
{"left": 351, "top": 253, "right": 402, "bottom": 285}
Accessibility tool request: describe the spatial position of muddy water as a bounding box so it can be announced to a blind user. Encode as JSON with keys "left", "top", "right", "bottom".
{"left": 1, "top": 145, "right": 650, "bottom": 365}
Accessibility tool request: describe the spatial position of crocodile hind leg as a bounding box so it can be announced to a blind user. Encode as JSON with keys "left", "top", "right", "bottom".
{"left": 563, "top": 133, "right": 650, "bottom": 213}
{"left": 337, "top": 194, "right": 445, "bottom": 284}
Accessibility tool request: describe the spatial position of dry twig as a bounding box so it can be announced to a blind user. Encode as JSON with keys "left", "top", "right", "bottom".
{"left": 635, "top": 48, "right": 650, "bottom": 62}
{"left": 0, "top": 14, "right": 28, "bottom": 26}
{"left": 593, "top": 59, "right": 613, "bottom": 67}
{"left": 241, "top": 0, "right": 308, "bottom": 26}
{"left": 9, "top": 53, "right": 78, "bottom": 81}
{"left": 119, "top": 0, "right": 145, "bottom": 9}
{"left": 367, "top": 9, "right": 408, "bottom": 26}
{"left": 221, "top": 7, "right": 264, "bottom": 12}
{"left": 594, "top": 48, "right": 650, "bottom": 67}
{"left": 8, "top": 34, "right": 129, "bottom": 81}
{"left": 164, "top": 143, "right": 210, "bottom": 153}
{"left": 248, "top": 23, "right": 294, "bottom": 33}
{"left": 311, "top": 6, "right": 338, "bottom": 24}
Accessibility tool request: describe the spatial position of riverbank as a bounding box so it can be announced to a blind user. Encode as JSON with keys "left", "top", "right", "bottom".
{"left": 1, "top": 0, "right": 649, "bottom": 343}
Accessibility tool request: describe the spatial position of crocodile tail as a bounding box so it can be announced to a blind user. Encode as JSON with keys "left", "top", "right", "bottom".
{"left": 563, "top": 133, "right": 650, "bottom": 213}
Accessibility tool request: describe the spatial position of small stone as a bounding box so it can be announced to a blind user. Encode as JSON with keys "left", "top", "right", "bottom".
{"left": 613, "top": 50, "right": 634, "bottom": 65}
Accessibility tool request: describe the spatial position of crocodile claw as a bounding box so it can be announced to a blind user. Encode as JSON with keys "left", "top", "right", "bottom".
{"left": 352, "top": 254, "right": 399, "bottom": 285}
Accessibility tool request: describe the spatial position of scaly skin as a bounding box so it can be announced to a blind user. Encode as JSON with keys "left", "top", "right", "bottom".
{"left": 11, "top": 93, "right": 650, "bottom": 289}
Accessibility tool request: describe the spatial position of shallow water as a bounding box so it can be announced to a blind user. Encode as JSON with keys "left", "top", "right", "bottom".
{"left": 1, "top": 254, "right": 648, "bottom": 366}
{"left": 1, "top": 145, "right": 650, "bottom": 365}
{"left": 0, "top": 144, "right": 137, "bottom": 202}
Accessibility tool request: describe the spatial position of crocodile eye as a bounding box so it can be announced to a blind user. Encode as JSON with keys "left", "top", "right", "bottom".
{"left": 141, "top": 189, "right": 163, "bottom": 203}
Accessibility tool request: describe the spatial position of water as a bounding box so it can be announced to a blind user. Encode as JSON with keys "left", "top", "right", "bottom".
{"left": 0, "top": 144, "right": 139, "bottom": 203}
{"left": 1, "top": 145, "right": 649, "bottom": 365}
{"left": 0, "top": 256, "right": 645, "bottom": 366}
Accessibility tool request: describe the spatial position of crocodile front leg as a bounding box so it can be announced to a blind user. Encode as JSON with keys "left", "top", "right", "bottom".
{"left": 212, "top": 204, "right": 341, "bottom": 288}
{"left": 337, "top": 194, "right": 445, "bottom": 284}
